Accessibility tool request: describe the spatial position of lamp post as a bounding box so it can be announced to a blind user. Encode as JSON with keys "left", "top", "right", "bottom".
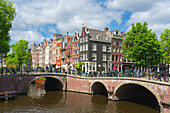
{"left": 79, "top": 55, "right": 82, "bottom": 76}
{"left": 68, "top": 51, "right": 71, "bottom": 74}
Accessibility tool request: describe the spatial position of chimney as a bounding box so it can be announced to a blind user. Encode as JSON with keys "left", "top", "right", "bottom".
{"left": 54, "top": 33, "right": 57, "bottom": 38}
{"left": 104, "top": 27, "right": 108, "bottom": 32}
{"left": 121, "top": 31, "right": 123, "bottom": 35}
{"left": 67, "top": 32, "right": 69, "bottom": 36}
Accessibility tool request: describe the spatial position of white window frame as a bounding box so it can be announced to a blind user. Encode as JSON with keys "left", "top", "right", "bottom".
{"left": 92, "top": 53, "right": 97, "bottom": 60}
{"left": 86, "top": 53, "right": 88, "bottom": 60}
{"left": 80, "top": 45, "right": 82, "bottom": 51}
{"left": 107, "top": 45, "right": 111, "bottom": 52}
{"left": 107, "top": 54, "right": 111, "bottom": 61}
{"left": 80, "top": 38, "right": 82, "bottom": 43}
{"left": 92, "top": 43, "right": 97, "bottom": 51}
{"left": 102, "top": 54, "right": 106, "bottom": 61}
{"left": 102, "top": 45, "right": 106, "bottom": 52}
{"left": 83, "top": 44, "right": 85, "bottom": 51}
{"left": 86, "top": 44, "right": 88, "bottom": 51}
{"left": 86, "top": 36, "right": 88, "bottom": 42}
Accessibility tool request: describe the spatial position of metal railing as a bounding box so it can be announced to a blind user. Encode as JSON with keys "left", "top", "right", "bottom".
{"left": 0, "top": 68, "right": 169, "bottom": 82}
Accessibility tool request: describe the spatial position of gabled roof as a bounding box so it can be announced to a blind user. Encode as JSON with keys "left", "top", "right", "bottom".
{"left": 88, "top": 28, "right": 108, "bottom": 40}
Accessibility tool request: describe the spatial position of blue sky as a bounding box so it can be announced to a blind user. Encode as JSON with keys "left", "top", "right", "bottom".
{"left": 10, "top": 0, "right": 170, "bottom": 45}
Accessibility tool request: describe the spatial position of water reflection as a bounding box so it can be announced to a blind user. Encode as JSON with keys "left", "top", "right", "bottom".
{"left": 27, "top": 83, "right": 46, "bottom": 99}
{"left": 0, "top": 83, "right": 159, "bottom": 113}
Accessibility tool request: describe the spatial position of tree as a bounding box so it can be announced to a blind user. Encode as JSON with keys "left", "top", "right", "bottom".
{"left": 122, "top": 22, "right": 164, "bottom": 71}
{"left": 0, "top": 0, "right": 16, "bottom": 56}
{"left": 6, "top": 40, "right": 30, "bottom": 73}
{"left": 5, "top": 52, "right": 15, "bottom": 67}
{"left": 160, "top": 29, "right": 170, "bottom": 72}
{"left": 74, "top": 61, "right": 84, "bottom": 74}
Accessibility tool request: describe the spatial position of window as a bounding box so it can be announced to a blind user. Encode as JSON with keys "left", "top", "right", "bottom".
{"left": 89, "top": 63, "right": 92, "bottom": 70}
{"left": 116, "top": 40, "right": 119, "bottom": 45}
{"left": 73, "top": 58, "right": 75, "bottom": 64}
{"left": 92, "top": 43, "right": 97, "bottom": 51}
{"left": 116, "top": 55, "right": 118, "bottom": 61}
{"left": 116, "top": 31, "right": 118, "bottom": 35}
{"left": 112, "top": 55, "right": 115, "bottom": 61}
{"left": 107, "top": 45, "right": 111, "bottom": 52}
{"left": 96, "top": 35, "right": 100, "bottom": 39}
{"left": 102, "top": 45, "right": 106, "bottom": 52}
{"left": 86, "top": 53, "right": 88, "bottom": 60}
{"left": 116, "top": 47, "right": 118, "bottom": 53}
{"left": 119, "top": 47, "right": 122, "bottom": 53}
{"left": 112, "top": 39, "right": 115, "bottom": 44}
{"left": 80, "top": 45, "right": 82, "bottom": 51}
{"left": 83, "top": 37, "right": 85, "bottom": 42}
{"left": 112, "top": 46, "right": 115, "bottom": 52}
{"left": 83, "top": 54, "right": 85, "bottom": 60}
{"left": 86, "top": 44, "right": 88, "bottom": 51}
{"left": 102, "top": 63, "right": 106, "bottom": 71}
{"left": 107, "top": 54, "right": 111, "bottom": 61}
{"left": 73, "top": 50, "right": 75, "bottom": 55}
{"left": 83, "top": 44, "right": 85, "bottom": 51}
{"left": 86, "top": 36, "right": 88, "bottom": 42}
{"left": 102, "top": 54, "right": 106, "bottom": 61}
{"left": 68, "top": 40, "right": 71, "bottom": 45}
{"left": 92, "top": 53, "right": 97, "bottom": 60}
{"left": 119, "top": 55, "right": 122, "bottom": 62}
{"left": 119, "top": 40, "right": 122, "bottom": 45}
{"left": 93, "top": 63, "right": 95, "bottom": 70}
{"left": 80, "top": 38, "right": 82, "bottom": 43}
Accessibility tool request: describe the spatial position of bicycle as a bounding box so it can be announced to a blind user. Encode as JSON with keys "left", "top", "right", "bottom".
{"left": 162, "top": 72, "right": 169, "bottom": 82}
{"left": 151, "top": 72, "right": 169, "bottom": 82}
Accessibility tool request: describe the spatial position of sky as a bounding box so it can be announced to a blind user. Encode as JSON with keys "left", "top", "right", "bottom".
{"left": 10, "top": 0, "right": 170, "bottom": 45}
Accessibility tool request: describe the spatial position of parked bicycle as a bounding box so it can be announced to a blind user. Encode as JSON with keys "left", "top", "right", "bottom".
{"left": 151, "top": 72, "right": 169, "bottom": 82}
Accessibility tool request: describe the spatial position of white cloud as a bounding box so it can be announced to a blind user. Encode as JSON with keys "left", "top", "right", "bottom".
{"left": 10, "top": 30, "right": 44, "bottom": 43}
{"left": 105, "top": 0, "right": 170, "bottom": 35}
{"left": 105, "top": 0, "right": 158, "bottom": 12}
{"left": 11, "top": 0, "right": 123, "bottom": 42}
{"left": 126, "top": 1, "right": 170, "bottom": 35}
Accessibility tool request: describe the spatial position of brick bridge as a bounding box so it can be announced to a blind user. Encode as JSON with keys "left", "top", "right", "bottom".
{"left": 0, "top": 73, "right": 169, "bottom": 113}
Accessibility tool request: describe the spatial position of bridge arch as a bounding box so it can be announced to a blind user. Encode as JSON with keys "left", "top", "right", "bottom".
{"left": 114, "top": 82, "right": 161, "bottom": 110}
{"left": 90, "top": 81, "right": 108, "bottom": 96}
{"left": 26, "top": 76, "right": 64, "bottom": 92}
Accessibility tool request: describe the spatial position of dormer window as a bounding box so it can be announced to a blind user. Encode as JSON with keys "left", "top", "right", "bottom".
{"left": 116, "top": 31, "right": 118, "bottom": 35}
{"left": 96, "top": 35, "right": 100, "bottom": 39}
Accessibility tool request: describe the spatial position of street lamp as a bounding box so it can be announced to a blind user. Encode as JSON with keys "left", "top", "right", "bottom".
{"left": 79, "top": 55, "right": 82, "bottom": 76}
{"left": 68, "top": 51, "right": 71, "bottom": 74}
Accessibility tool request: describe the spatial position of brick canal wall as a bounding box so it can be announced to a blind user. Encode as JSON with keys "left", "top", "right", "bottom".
{"left": 67, "top": 76, "right": 90, "bottom": 94}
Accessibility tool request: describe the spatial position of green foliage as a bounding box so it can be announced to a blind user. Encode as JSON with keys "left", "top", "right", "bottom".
{"left": 122, "top": 22, "right": 164, "bottom": 67}
{"left": 5, "top": 52, "right": 15, "bottom": 67}
{"left": 74, "top": 61, "right": 84, "bottom": 73}
{"left": 160, "top": 29, "right": 170, "bottom": 64}
{"left": 36, "top": 63, "right": 39, "bottom": 71}
{"left": 6, "top": 40, "right": 30, "bottom": 68}
{"left": 39, "top": 77, "right": 47, "bottom": 80}
{"left": 0, "top": 0, "right": 16, "bottom": 55}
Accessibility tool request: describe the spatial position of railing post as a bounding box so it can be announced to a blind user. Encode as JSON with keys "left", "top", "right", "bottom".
{"left": 148, "top": 71, "right": 150, "bottom": 80}
{"left": 160, "top": 72, "right": 162, "bottom": 81}
{"left": 139, "top": 71, "right": 141, "bottom": 78}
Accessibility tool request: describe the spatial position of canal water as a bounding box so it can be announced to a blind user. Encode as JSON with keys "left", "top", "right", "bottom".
{"left": 0, "top": 84, "right": 159, "bottom": 113}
